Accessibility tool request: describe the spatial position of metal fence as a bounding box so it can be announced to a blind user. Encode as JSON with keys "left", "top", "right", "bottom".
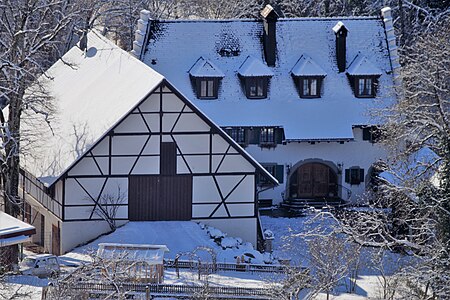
{"left": 164, "top": 259, "right": 305, "bottom": 274}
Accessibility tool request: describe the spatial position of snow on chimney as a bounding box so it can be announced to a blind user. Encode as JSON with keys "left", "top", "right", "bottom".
{"left": 131, "top": 10, "right": 151, "bottom": 59}
{"left": 381, "top": 7, "right": 401, "bottom": 85}
{"left": 261, "top": 4, "right": 279, "bottom": 67}
{"left": 332, "top": 21, "right": 348, "bottom": 73}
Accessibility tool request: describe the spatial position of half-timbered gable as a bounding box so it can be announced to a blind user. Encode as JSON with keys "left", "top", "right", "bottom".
{"left": 19, "top": 31, "right": 276, "bottom": 254}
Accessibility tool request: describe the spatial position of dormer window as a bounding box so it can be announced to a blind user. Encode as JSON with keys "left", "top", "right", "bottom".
{"left": 189, "top": 57, "right": 224, "bottom": 100}
{"left": 246, "top": 77, "right": 268, "bottom": 99}
{"left": 238, "top": 56, "right": 273, "bottom": 100}
{"left": 197, "top": 78, "right": 218, "bottom": 99}
{"left": 347, "top": 53, "right": 382, "bottom": 98}
{"left": 357, "top": 77, "right": 374, "bottom": 97}
{"left": 291, "top": 55, "right": 326, "bottom": 99}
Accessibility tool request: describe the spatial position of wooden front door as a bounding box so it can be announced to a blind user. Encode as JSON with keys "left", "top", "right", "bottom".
{"left": 296, "top": 163, "right": 332, "bottom": 198}
{"left": 51, "top": 224, "right": 60, "bottom": 256}
{"left": 128, "top": 175, "right": 192, "bottom": 221}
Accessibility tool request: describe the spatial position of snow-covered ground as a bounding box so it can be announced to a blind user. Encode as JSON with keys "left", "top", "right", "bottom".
{"left": 4, "top": 214, "right": 410, "bottom": 299}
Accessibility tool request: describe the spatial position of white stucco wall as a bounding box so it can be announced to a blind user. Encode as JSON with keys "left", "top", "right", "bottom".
{"left": 253, "top": 127, "right": 387, "bottom": 204}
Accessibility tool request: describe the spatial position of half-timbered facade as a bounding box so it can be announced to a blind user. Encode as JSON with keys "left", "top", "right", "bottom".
{"left": 133, "top": 6, "right": 400, "bottom": 207}
{"left": 18, "top": 31, "right": 276, "bottom": 254}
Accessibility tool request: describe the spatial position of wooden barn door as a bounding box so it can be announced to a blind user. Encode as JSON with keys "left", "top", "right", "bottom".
{"left": 128, "top": 175, "right": 192, "bottom": 221}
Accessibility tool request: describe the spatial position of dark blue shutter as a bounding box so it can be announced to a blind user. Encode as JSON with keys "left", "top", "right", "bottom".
{"left": 359, "top": 168, "right": 365, "bottom": 184}
{"left": 345, "top": 169, "right": 350, "bottom": 183}
{"left": 276, "top": 165, "right": 284, "bottom": 183}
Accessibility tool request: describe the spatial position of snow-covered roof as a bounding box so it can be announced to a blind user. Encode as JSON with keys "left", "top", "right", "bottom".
{"left": 21, "top": 30, "right": 277, "bottom": 186}
{"left": 0, "top": 212, "right": 35, "bottom": 241}
{"left": 238, "top": 56, "right": 274, "bottom": 77}
{"left": 97, "top": 243, "right": 169, "bottom": 264}
{"left": 189, "top": 57, "right": 225, "bottom": 77}
{"left": 291, "top": 54, "right": 327, "bottom": 77}
{"left": 21, "top": 31, "right": 164, "bottom": 181}
{"left": 143, "top": 17, "right": 395, "bottom": 140}
{"left": 347, "top": 52, "right": 382, "bottom": 76}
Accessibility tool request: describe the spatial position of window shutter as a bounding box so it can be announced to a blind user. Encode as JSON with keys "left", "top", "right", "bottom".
{"left": 362, "top": 128, "right": 371, "bottom": 140}
{"left": 345, "top": 169, "right": 350, "bottom": 183}
{"left": 275, "top": 128, "right": 284, "bottom": 144}
{"left": 276, "top": 165, "right": 284, "bottom": 183}
{"left": 359, "top": 168, "right": 365, "bottom": 184}
{"left": 249, "top": 128, "right": 260, "bottom": 144}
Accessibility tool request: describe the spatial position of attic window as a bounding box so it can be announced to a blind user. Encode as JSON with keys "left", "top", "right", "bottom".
{"left": 238, "top": 56, "right": 273, "bottom": 100}
{"left": 297, "top": 77, "right": 323, "bottom": 98}
{"left": 347, "top": 53, "right": 382, "bottom": 98}
{"left": 291, "top": 55, "right": 326, "bottom": 99}
{"left": 189, "top": 57, "right": 224, "bottom": 100}
{"left": 196, "top": 78, "right": 219, "bottom": 99}
{"left": 354, "top": 76, "right": 378, "bottom": 98}
{"left": 246, "top": 77, "right": 268, "bottom": 99}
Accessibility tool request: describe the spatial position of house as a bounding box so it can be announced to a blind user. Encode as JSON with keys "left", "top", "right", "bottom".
{"left": 15, "top": 31, "right": 277, "bottom": 254}
{"left": 132, "top": 6, "right": 400, "bottom": 207}
{"left": 0, "top": 211, "right": 36, "bottom": 269}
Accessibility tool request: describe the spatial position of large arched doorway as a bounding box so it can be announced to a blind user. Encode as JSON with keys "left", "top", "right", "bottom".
{"left": 289, "top": 163, "right": 338, "bottom": 199}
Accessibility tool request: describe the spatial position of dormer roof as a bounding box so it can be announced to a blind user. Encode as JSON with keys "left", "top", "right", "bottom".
{"left": 238, "top": 56, "right": 274, "bottom": 77}
{"left": 347, "top": 52, "right": 382, "bottom": 76}
{"left": 291, "top": 54, "right": 327, "bottom": 77}
{"left": 189, "top": 57, "right": 225, "bottom": 78}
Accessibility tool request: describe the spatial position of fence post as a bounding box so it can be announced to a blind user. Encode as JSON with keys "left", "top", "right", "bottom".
{"left": 145, "top": 285, "right": 150, "bottom": 300}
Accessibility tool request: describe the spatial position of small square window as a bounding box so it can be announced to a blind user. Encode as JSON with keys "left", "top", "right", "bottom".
{"left": 259, "top": 164, "right": 276, "bottom": 185}
{"left": 345, "top": 167, "right": 365, "bottom": 185}
{"left": 260, "top": 128, "right": 275, "bottom": 146}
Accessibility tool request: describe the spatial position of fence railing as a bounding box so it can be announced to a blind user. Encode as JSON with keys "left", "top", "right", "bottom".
{"left": 164, "top": 259, "right": 305, "bottom": 274}
{"left": 61, "top": 282, "right": 272, "bottom": 299}
{"left": 19, "top": 169, "right": 62, "bottom": 219}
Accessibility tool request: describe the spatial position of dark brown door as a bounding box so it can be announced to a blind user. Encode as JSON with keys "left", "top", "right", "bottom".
{"left": 52, "top": 224, "right": 60, "bottom": 256}
{"left": 128, "top": 175, "right": 192, "bottom": 221}
{"left": 296, "top": 163, "right": 332, "bottom": 198}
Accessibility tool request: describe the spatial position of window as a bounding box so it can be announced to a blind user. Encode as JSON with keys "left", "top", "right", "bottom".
{"left": 362, "top": 126, "right": 380, "bottom": 143}
{"left": 195, "top": 78, "right": 219, "bottom": 99}
{"left": 229, "top": 128, "right": 246, "bottom": 145}
{"left": 260, "top": 128, "right": 275, "bottom": 146}
{"left": 259, "top": 164, "right": 284, "bottom": 185}
{"left": 354, "top": 77, "right": 377, "bottom": 97}
{"left": 245, "top": 77, "right": 268, "bottom": 99}
{"left": 345, "top": 167, "right": 365, "bottom": 185}
{"left": 299, "top": 77, "right": 322, "bottom": 98}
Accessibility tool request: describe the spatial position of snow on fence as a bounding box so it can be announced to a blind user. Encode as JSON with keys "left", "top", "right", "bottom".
{"left": 55, "top": 282, "right": 272, "bottom": 299}
{"left": 164, "top": 259, "right": 306, "bottom": 274}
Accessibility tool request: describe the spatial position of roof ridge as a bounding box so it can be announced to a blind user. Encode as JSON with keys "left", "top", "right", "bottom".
{"left": 154, "top": 15, "right": 380, "bottom": 23}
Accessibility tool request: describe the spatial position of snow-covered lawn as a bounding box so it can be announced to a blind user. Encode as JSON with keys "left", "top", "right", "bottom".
{"left": 5, "top": 214, "right": 411, "bottom": 299}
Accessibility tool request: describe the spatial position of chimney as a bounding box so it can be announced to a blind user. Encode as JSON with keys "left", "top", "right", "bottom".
{"left": 332, "top": 21, "right": 348, "bottom": 73}
{"left": 260, "top": 5, "right": 278, "bottom": 67}
{"left": 381, "top": 7, "right": 401, "bottom": 85}
{"left": 131, "top": 10, "right": 151, "bottom": 59}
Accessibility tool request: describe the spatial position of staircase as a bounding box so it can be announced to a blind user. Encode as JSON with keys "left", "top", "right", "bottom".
{"left": 281, "top": 198, "right": 349, "bottom": 210}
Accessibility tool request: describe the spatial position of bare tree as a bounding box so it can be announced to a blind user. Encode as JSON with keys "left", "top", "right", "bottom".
{"left": 93, "top": 184, "right": 127, "bottom": 232}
